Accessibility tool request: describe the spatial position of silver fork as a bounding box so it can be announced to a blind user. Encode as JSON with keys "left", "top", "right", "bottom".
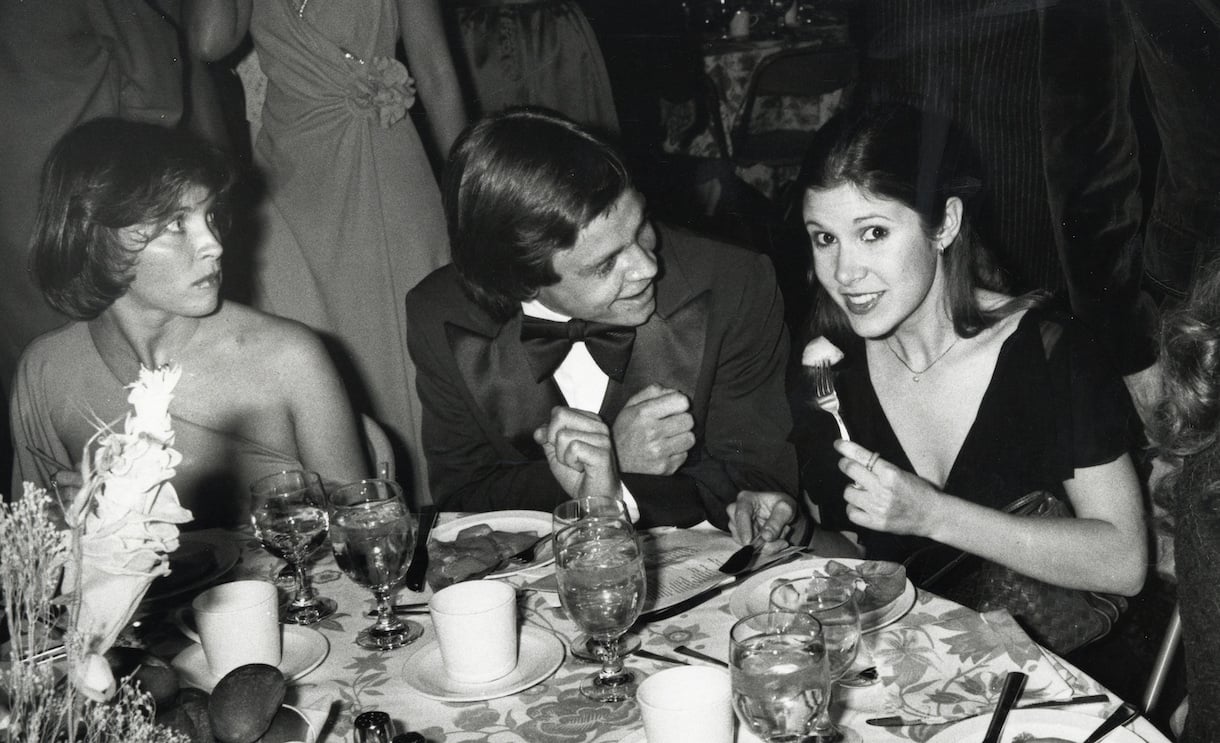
{"left": 812, "top": 360, "right": 850, "bottom": 441}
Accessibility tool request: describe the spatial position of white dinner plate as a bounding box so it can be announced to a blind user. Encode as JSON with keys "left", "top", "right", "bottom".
{"left": 430, "top": 510, "right": 554, "bottom": 577}
{"left": 926, "top": 709, "right": 1147, "bottom": 743}
{"left": 729, "top": 557, "right": 917, "bottom": 632}
{"left": 172, "top": 624, "right": 329, "bottom": 691}
{"left": 144, "top": 531, "right": 241, "bottom": 604}
{"left": 401, "top": 624, "right": 564, "bottom": 702}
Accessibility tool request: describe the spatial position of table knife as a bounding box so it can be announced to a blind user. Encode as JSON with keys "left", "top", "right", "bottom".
{"left": 403, "top": 505, "right": 437, "bottom": 592}
{"left": 865, "top": 694, "right": 1110, "bottom": 727}
{"left": 636, "top": 551, "right": 801, "bottom": 624}
{"left": 982, "top": 672, "right": 1027, "bottom": 743}
{"left": 1081, "top": 702, "right": 1139, "bottom": 743}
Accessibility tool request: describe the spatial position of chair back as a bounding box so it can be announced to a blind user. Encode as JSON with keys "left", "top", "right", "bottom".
{"left": 732, "top": 45, "right": 858, "bottom": 166}
{"left": 360, "top": 414, "right": 395, "bottom": 482}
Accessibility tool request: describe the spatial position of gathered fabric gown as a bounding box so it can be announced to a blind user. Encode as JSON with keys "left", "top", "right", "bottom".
{"left": 249, "top": 0, "right": 448, "bottom": 503}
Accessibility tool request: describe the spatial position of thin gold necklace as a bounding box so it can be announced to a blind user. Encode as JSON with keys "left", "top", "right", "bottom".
{"left": 884, "top": 336, "right": 960, "bottom": 382}
{"left": 296, "top": 0, "right": 310, "bottom": 18}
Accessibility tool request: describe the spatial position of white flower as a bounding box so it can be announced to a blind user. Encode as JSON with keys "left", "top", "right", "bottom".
{"left": 63, "top": 362, "right": 194, "bottom": 700}
{"left": 802, "top": 336, "right": 845, "bottom": 367}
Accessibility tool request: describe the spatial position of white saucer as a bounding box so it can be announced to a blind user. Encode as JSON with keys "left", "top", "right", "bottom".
{"left": 172, "top": 625, "right": 329, "bottom": 691}
{"left": 401, "top": 625, "right": 564, "bottom": 702}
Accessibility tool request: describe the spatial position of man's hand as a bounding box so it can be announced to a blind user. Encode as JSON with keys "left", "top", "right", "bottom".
{"left": 534, "top": 406, "right": 622, "bottom": 501}
{"left": 728, "top": 491, "right": 802, "bottom": 555}
{"left": 612, "top": 384, "right": 695, "bottom": 475}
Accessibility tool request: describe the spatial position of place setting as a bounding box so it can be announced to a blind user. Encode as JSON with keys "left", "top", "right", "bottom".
{"left": 169, "top": 579, "right": 330, "bottom": 692}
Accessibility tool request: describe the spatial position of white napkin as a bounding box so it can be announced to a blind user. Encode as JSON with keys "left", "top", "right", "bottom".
{"left": 64, "top": 365, "right": 193, "bottom": 700}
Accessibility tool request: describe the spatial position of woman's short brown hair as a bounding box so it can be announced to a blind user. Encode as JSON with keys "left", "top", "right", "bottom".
{"left": 30, "top": 118, "right": 234, "bottom": 320}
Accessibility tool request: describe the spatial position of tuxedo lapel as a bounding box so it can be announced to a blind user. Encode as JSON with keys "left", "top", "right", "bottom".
{"left": 446, "top": 316, "right": 563, "bottom": 457}
{"left": 600, "top": 290, "right": 710, "bottom": 423}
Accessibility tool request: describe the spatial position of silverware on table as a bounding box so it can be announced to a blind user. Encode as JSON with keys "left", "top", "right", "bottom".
{"left": 982, "top": 671, "right": 1027, "bottom": 743}
{"left": 636, "top": 550, "right": 802, "bottom": 625}
{"left": 367, "top": 606, "right": 430, "bottom": 617}
{"left": 810, "top": 360, "right": 850, "bottom": 441}
{"left": 865, "top": 694, "right": 1111, "bottom": 727}
{"left": 1080, "top": 702, "right": 1139, "bottom": 743}
{"left": 403, "top": 505, "right": 438, "bottom": 592}
{"left": 673, "top": 645, "right": 728, "bottom": 667}
{"left": 718, "top": 534, "right": 766, "bottom": 575}
{"left": 635, "top": 649, "right": 690, "bottom": 665}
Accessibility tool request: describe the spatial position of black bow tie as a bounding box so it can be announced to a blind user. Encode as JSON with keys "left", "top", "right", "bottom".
{"left": 520, "top": 316, "right": 636, "bottom": 382}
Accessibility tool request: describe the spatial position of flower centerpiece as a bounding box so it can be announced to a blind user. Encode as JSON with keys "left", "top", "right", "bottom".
{"left": 1, "top": 364, "right": 194, "bottom": 741}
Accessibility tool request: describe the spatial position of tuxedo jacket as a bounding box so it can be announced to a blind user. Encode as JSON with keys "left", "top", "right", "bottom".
{"left": 405, "top": 224, "right": 797, "bottom": 528}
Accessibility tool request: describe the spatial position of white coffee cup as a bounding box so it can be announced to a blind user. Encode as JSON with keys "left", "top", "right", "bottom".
{"left": 637, "top": 665, "right": 733, "bottom": 743}
{"left": 429, "top": 581, "right": 518, "bottom": 683}
{"left": 188, "top": 580, "right": 281, "bottom": 678}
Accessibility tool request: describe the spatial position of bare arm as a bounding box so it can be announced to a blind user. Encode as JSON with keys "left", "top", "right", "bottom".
{"left": 185, "top": 0, "right": 252, "bottom": 61}
{"left": 278, "top": 329, "right": 369, "bottom": 487}
{"left": 398, "top": 0, "right": 467, "bottom": 157}
{"left": 838, "top": 441, "right": 1147, "bottom": 595}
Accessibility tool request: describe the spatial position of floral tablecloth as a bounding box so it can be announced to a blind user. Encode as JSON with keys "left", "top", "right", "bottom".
{"left": 147, "top": 524, "right": 1169, "bottom": 743}
{"left": 660, "top": 25, "right": 852, "bottom": 199}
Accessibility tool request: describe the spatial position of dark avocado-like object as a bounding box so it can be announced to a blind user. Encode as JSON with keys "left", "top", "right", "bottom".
{"left": 104, "top": 646, "right": 181, "bottom": 707}
{"left": 208, "top": 664, "right": 288, "bottom": 743}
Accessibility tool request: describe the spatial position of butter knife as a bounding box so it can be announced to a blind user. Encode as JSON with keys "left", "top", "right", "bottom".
{"left": 403, "top": 505, "right": 438, "bottom": 592}
{"left": 636, "top": 551, "right": 801, "bottom": 624}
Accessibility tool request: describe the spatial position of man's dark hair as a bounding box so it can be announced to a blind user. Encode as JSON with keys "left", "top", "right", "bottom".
{"left": 30, "top": 118, "right": 234, "bottom": 320}
{"left": 443, "top": 107, "right": 632, "bottom": 320}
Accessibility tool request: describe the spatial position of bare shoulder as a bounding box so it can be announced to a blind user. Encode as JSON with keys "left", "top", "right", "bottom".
{"left": 201, "top": 303, "right": 330, "bottom": 370}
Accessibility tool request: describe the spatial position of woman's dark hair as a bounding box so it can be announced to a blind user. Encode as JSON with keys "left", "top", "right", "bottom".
{"left": 1154, "top": 263, "right": 1220, "bottom": 511}
{"left": 30, "top": 118, "right": 235, "bottom": 320}
{"left": 794, "top": 103, "right": 1038, "bottom": 345}
{"left": 443, "top": 106, "right": 632, "bottom": 320}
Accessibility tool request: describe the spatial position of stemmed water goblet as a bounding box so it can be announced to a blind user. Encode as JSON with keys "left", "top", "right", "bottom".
{"left": 326, "top": 478, "right": 422, "bottom": 650}
{"left": 730, "top": 610, "right": 830, "bottom": 742}
{"left": 552, "top": 497, "right": 643, "bottom": 661}
{"left": 770, "top": 576, "right": 863, "bottom": 743}
{"left": 248, "top": 470, "right": 336, "bottom": 625}
{"left": 554, "top": 514, "right": 647, "bottom": 701}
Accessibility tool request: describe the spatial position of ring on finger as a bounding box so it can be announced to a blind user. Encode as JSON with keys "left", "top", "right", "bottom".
{"left": 865, "top": 452, "right": 880, "bottom": 473}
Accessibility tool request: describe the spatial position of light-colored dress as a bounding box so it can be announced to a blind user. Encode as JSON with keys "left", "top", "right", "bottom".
{"left": 248, "top": 0, "right": 448, "bottom": 504}
{"left": 10, "top": 323, "right": 303, "bottom": 529}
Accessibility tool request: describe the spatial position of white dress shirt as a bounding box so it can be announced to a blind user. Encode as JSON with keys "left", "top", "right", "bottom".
{"left": 522, "top": 299, "right": 640, "bottom": 521}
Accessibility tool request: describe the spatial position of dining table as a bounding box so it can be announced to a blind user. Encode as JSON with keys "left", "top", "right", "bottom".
{"left": 141, "top": 518, "right": 1172, "bottom": 743}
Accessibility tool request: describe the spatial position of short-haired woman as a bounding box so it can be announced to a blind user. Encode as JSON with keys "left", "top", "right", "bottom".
{"left": 10, "top": 119, "right": 366, "bottom": 528}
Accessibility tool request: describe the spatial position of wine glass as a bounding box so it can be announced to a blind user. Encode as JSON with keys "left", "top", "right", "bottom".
{"left": 770, "top": 576, "right": 863, "bottom": 743}
{"left": 552, "top": 497, "right": 643, "bottom": 661}
{"left": 730, "top": 610, "right": 830, "bottom": 742}
{"left": 326, "top": 478, "right": 422, "bottom": 650}
{"left": 554, "top": 517, "right": 647, "bottom": 701}
{"left": 249, "top": 470, "right": 336, "bottom": 625}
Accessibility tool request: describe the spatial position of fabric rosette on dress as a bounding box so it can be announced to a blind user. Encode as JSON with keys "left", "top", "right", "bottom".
{"left": 62, "top": 364, "right": 194, "bottom": 700}
{"left": 343, "top": 54, "right": 416, "bottom": 128}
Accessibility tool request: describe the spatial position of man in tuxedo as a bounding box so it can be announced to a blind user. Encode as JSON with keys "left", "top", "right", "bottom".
{"left": 405, "top": 107, "right": 797, "bottom": 529}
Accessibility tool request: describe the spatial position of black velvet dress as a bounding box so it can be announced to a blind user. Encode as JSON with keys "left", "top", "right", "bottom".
{"left": 794, "top": 308, "right": 1137, "bottom": 563}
